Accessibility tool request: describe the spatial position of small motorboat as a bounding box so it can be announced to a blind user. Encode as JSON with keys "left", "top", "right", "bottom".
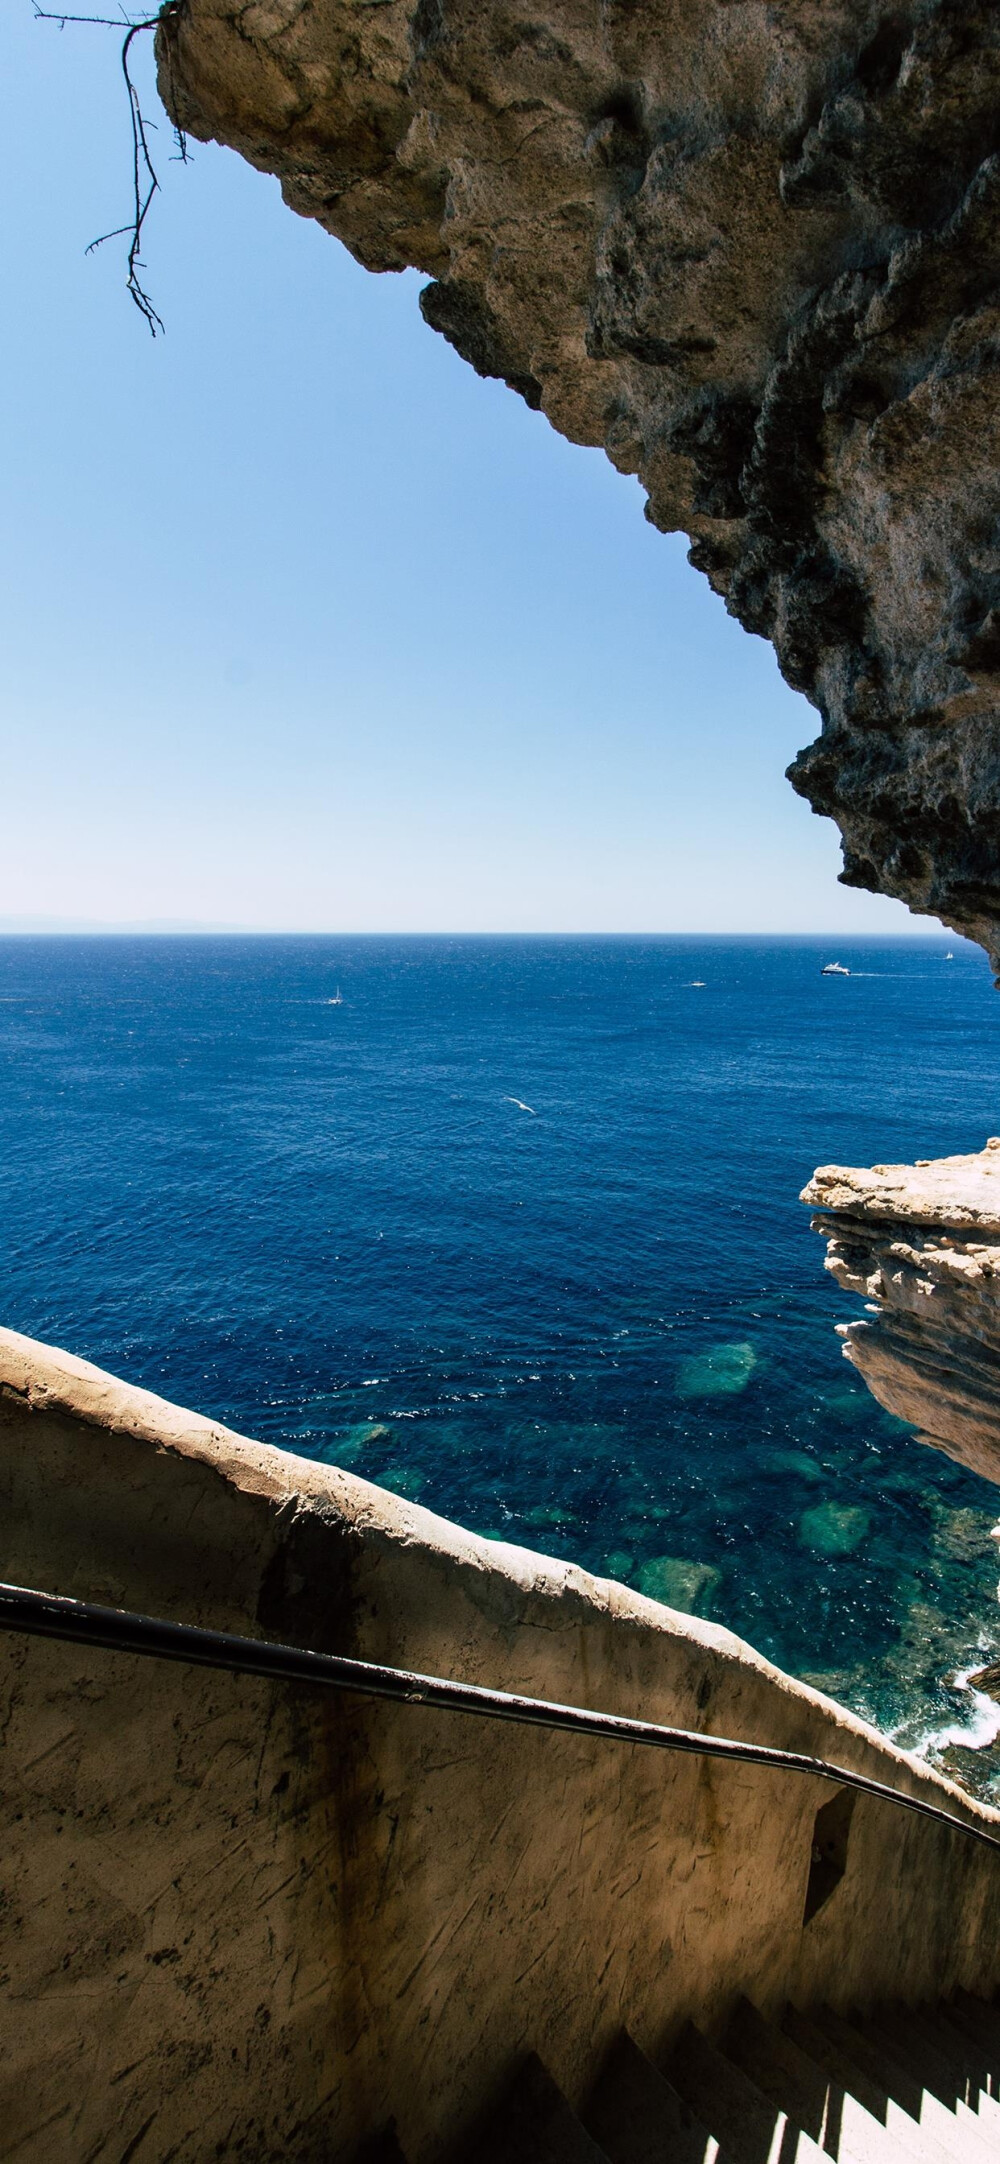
{"left": 820, "top": 962, "right": 851, "bottom": 976}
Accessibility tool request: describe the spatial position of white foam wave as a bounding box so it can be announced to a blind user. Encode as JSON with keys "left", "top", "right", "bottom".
{"left": 912, "top": 1669, "right": 1000, "bottom": 1758}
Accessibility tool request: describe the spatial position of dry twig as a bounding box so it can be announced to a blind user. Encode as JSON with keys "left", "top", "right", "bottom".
{"left": 33, "top": 0, "right": 187, "bottom": 335}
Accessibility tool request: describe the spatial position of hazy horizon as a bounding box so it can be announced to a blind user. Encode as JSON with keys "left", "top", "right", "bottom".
{"left": 0, "top": 918, "right": 969, "bottom": 942}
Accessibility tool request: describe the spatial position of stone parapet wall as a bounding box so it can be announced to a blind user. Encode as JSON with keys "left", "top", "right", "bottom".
{"left": 3, "top": 1323, "right": 999, "bottom": 2161}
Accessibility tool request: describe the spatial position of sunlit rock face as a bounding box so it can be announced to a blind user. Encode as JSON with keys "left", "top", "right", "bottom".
{"left": 158, "top": 1, "right": 1000, "bottom": 958}
{"left": 804, "top": 1141, "right": 1000, "bottom": 1485}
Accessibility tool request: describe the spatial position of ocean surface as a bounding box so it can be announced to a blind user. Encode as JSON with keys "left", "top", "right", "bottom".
{"left": 4, "top": 933, "right": 1000, "bottom": 1778}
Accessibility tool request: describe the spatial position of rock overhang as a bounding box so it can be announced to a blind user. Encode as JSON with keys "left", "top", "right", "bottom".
{"left": 156, "top": 0, "right": 1000, "bottom": 966}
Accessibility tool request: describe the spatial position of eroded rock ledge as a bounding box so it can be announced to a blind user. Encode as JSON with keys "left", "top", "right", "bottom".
{"left": 158, "top": 0, "right": 1000, "bottom": 961}
{"left": 804, "top": 1139, "right": 1000, "bottom": 1484}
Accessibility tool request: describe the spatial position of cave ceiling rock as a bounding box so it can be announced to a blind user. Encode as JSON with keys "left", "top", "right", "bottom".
{"left": 158, "top": 0, "right": 1000, "bottom": 966}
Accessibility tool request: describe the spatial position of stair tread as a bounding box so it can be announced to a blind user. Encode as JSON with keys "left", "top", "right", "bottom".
{"left": 923, "top": 2008, "right": 995, "bottom": 2072}
{"left": 935, "top": 2005, "right": 1000, "bottom": 2094}
{"left": 473, "top": 2052, "right": 612, "bottom": 2164}
{"left": 865, "top": 2004, "right": 1000, "bottom": 2125}
{"left": 949, "top": 1997, "right": 1000, "bottom": 2063}
{"left": 782, "top": 2008, "right": 957, "bottom": 2164}
{"left": 913, "top": 1999, "right": 1000, "bottom": 2120}
{"left": 669, "top": 2019, "right": 828, "bottom": 2164}
{"left": 355, "top": 2131, "right": 411, "bottom": 2164}
{"left": 461, "top": 1997, "right": 1000, "bottom": 2164}
{"left": 585, "top": 2032, "right": 721, "bottom": 2164}
{"left": 810, "top": 2010, "right": 992, "bottom": 2164}
{"left": 852, "top": 2010, "right": 998, "bottom": 2161}
{"left": 955, "top": 1994, "right": 1000, "bottom": 2033}
{"left": 923, "top": 2012, "right": 1000, "bottom": 2117}
{"left": 862, "top": 2005, "right": 974, "bottom": 2099}
{"left": 726, "top": 1999, "right": 914, "bottom": 2164}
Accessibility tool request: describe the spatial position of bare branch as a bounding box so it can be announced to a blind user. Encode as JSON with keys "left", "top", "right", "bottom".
{"left": 85, "top": 224, "right": 135, "bottom": 250}
{"left": 33, "top": 0, "right": 188, "bottom": 335}
{"left": 32, "top": 7, "right": 158, "bottom": 28}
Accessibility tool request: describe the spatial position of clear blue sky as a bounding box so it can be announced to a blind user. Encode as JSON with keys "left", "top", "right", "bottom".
{"left": 1, "top": 7, "right": 921, "bottom": 934}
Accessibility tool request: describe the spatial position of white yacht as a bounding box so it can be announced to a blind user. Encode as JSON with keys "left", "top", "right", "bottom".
{"left": 820, "top": 961, "right": 851, "bottom": 976}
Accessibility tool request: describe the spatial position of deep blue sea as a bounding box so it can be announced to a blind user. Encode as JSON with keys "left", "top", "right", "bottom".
{"left": 4, "top": 933, "right": 1000, "bottom": 1767}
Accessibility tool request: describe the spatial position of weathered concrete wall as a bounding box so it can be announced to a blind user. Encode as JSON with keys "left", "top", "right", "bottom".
{"left": 157, "top": 0, "right": 1000, "bottom": 967}
{"left": 804, "top": 1138, "right": 1000, "bottom": 1486}
{"left": 3, "top": 1323, "right": 1000, "bottom": 2163}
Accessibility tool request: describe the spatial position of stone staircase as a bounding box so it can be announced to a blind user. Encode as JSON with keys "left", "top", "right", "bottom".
{"left": 463, "top": 1991, "right": 1000, "bottom": 2164}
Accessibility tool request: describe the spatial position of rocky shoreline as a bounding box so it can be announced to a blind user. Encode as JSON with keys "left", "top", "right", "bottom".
{"left": 804, "top": 1139, "right": 1000, "bottom": 1795}
{"left": 804, "top": 1139, "right": 1000, "bottom": 1489}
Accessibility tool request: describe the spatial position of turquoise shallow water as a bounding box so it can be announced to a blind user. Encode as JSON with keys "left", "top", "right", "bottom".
{"left": 3, "top": 932, "right": 1000, "bottom": 1767}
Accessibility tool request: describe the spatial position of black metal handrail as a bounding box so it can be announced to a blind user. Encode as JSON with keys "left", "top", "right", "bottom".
{"left": 2, "top": 1578, "right": 998, "bottom": 1852}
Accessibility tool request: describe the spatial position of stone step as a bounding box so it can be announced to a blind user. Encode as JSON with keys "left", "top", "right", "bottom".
{"left": 724, "top": 1998, "right": 908, "bottom": 2164}
{"left": 461, "top": 1997, "right": 1000, "bottom": 2164}
{"left": 886, "top": 1998, "right": 1000, "bottom": 2123}
{"left": 473, "top": 2052, "right": 612, "bottom": 2164}
{"left": 924, "top": 2007, "right": 999, "bottom": 2085}
{"left": 667, "top": 2019, "right": 828, "bottom": 2164}
{"left": 809, "top": 2010, "right": 992, "bottom": 2164}
{"left": 851, "top": 2008, "right": 999, "bottom": 2164}
{"left": 862, "top": 2005, "right": 976, "bottom": 2104}
{"left": 357, "top": 2128, "right": 411, "bottom": 2164}
{"left": 584, "top": 2032, "right": 721, "bottom": 2164}
{"left": 782, "top": 2008, "right": 956, "bottom": 2164}
{"left": 951, "top": 1995, "right": 1000, "bottom": 2068}
{"left": 867, "top": 2003, "right": 1000, "bottom": 2131}
{"left": 939, "top": 2002, "right": 1000, "bottom": 2095}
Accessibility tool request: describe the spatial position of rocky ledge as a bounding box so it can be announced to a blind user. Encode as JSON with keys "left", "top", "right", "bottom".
{"left": 804, "top": 1139, "right": 1000, "bottom": 1485}
{"left": 158, "top": 0, "right": 1000, "bottom": 963}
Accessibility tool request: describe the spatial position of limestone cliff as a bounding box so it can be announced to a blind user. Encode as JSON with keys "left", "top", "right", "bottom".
{"left": 157, "top": 0, "right": 1000, "bottom": 961}
{"left": 804, "top": 1140, "right": 1000, "bottom": 1485}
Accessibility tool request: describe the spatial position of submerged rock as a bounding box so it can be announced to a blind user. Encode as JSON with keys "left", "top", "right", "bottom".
{"left": 383, "top": 1465, "right": 428, "bottom": 1499}
{"left": 759, "top": 1447, "right": 825, "bottom": 1484}
{"left": 636, "top": 1554, "right": 721, "bottom": 1614}
{"left": 358, "top": 1423, "right": 394, "bottom": 1450}
{"left": 675, "top": 1341, "right": 758, "bottom": 1399}
{"left": 798, "top": 1500, "right": 871, "bottom": 1556}
{"left": 158, "top": 0, "right": 1000, "bottom": 966}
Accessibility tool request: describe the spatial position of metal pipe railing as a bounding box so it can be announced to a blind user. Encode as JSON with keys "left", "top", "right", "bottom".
{"left": 2, "top": 1578, "right": 998, "bottom": 1852}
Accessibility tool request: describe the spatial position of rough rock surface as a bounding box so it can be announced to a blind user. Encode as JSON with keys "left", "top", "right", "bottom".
{"left": 804, "top": 1138, "right": 1000, "bottom": 1484}
{"left": 157, "top": 0, "right": 1000, "bottom": 961}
